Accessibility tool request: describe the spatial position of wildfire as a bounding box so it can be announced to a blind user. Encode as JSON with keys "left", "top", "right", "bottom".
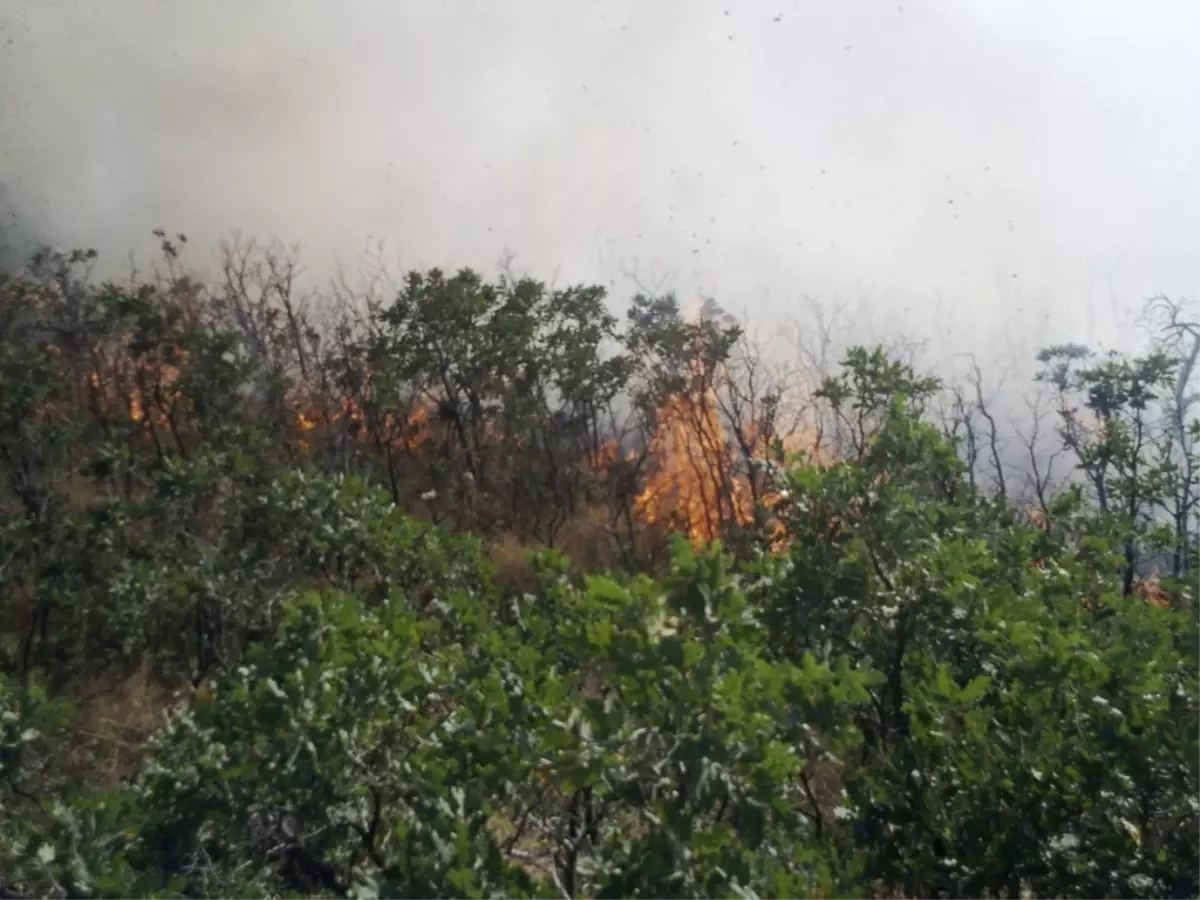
{"left": 1135, "top": 577, "right": 1173, "bottom": 609}
{"left": 84, "top": 344, "right": 186, "bottom": 434}
{"left": 77, "top": 313, "right": 810, "bottom": 554}
{"left": 290, "top": 383, "right": 432, "bottom": 455}
{"left": 631, "top": 358, "right": 802, "bottom": 552}
{"left": 634, "top": 390, "right": 751, "bottom": 544}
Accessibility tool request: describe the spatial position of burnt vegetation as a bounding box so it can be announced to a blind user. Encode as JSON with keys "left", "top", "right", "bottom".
{"left": 0, "top": 234, "right": 1196, "bottom": 898}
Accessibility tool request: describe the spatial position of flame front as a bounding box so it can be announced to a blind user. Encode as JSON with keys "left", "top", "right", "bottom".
{"left": 634, "top": 390, "right": 747, "bottom": 544}
{"left": 632, "top": 356, "right": 801, "bottom": 551}
{"left": 80, "top": 317, "right": 807, "bottom": 553}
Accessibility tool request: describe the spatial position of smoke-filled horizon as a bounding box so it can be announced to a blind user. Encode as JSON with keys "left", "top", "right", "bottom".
{"left": 1, "top": 0, "right": 1197, "bottom": 378}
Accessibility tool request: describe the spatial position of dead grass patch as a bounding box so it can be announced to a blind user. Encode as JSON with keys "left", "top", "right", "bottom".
{"left": 63, "top": 658, "right": 178, "bottom": 785}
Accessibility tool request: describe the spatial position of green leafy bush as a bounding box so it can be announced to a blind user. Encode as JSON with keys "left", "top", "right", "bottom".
{"left": 0, "top": 247, "right": 1196, "bottom": 898}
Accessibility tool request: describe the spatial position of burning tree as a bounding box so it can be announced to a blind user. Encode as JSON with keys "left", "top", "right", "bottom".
{"left": 621, "top": 295, "right": 818, "bottom": 553}
{"left": 0, "top": 235, "right": 942, "bottom": 585}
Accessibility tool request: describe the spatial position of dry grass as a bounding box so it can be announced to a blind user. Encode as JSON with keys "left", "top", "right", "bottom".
{"left": 488, "top": 503, "right": 630, "bottom": 593}
{"left": 551, "top": 504, "right": 623, "bottom": 572}
{"left": 488, "top": 532, "right": 539, "bottom": 594}
{"left": 63, "top": 659, "right": 178, "bottom": 785}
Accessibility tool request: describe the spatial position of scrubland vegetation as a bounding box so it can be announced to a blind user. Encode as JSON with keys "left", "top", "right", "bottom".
{"left": 0, "top": 234, "right": 1196, "bottom": 898}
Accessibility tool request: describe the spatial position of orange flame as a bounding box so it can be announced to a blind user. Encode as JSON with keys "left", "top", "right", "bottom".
{"left": 83, "top": 343, "right": 185, "bottom": 434}
{"left": 289, "top": 379, "right": 432, "bottom": 455}
{"left": 633, "top": 390, "right": 748, "bottom": 544}
{"left": 631, "top": 351, "right": 799, "bottom": 551}
{"left": 1135, "top": 577, "right": 1172, "bottom": 609}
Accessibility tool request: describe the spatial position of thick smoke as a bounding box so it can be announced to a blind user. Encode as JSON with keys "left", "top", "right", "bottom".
{"left": 0, "top": 0, "right": 1196, "bottom": 385}
{"left": 0, "top": 182, "right": 45, "bottom": 272}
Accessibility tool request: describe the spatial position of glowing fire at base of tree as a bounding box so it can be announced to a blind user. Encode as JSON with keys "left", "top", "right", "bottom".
{"left": 630, "top": 365, "right": 804, "bottom": 552}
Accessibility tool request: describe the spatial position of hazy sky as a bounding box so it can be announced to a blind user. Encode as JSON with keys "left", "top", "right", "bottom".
{"left": 1, "top": 0, "right": 1197, "bottom": 373}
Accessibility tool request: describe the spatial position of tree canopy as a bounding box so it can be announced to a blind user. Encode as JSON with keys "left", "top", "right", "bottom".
{"left": 0, "top": 238, "right": 1196, "bottom": 899}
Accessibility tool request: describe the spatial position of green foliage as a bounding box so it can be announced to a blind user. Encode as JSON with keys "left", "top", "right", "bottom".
{"left": 0, "top": 244, "right": 1197, "bottom": 898}
{"left": 0, "top": 673, "right": 149, "bottom": 899}
{"left": 134, "top": 588, "right": 537, "bottom": 898}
